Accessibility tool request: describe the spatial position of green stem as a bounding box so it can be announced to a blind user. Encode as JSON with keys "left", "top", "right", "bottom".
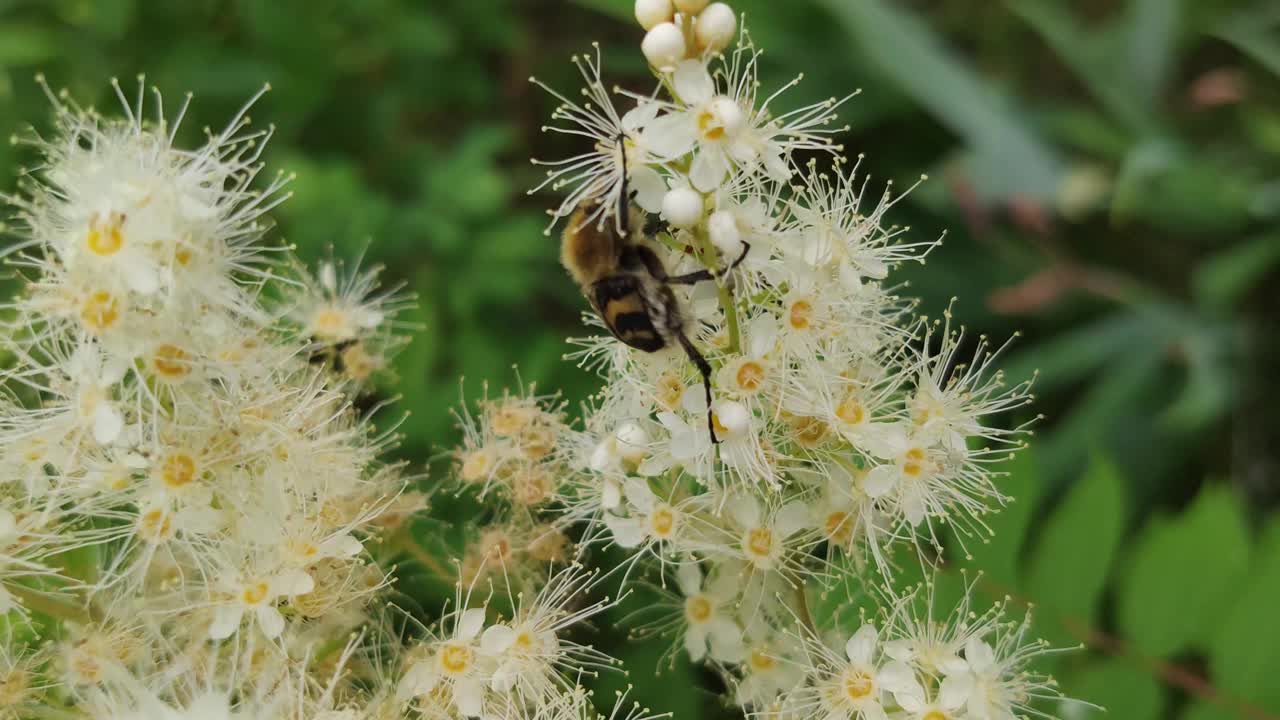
{"left": 691, "top": 227, "right": 740, "bottom": 354}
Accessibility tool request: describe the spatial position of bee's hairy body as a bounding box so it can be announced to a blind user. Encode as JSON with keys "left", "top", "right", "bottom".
{"left": 561, "top": 205, "right": 683, "bottom": 354}
{"left": 560, "top": 196, "right": 749, "bottom": 445}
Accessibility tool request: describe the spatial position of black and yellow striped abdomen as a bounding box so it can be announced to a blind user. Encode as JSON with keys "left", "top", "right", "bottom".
{"left": 591, "top": 275, "right": 665, "bottom": 353}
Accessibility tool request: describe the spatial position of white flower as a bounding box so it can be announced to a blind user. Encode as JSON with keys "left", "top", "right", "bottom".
{"left": 397, "top": 607, "right": 489, "bottom": 716}
{"left": 674, "top": 562, "right": 744, "bottom": 663}
{"left": 209, "top": 567, "right": 315, "bottom": 639}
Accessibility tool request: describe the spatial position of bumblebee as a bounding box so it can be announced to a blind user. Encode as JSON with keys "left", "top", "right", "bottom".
{"left": 560, "top": 185, "right": 748, "bottom": 445}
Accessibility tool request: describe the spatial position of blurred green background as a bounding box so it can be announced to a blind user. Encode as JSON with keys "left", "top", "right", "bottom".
{"left": 1, "top": 0, "right": 1278, "bottom": 718}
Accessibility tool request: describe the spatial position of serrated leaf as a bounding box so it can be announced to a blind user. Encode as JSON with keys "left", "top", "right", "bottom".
{"left": 1208, "top": 519, "right": 1280, "bottom": 711}
{"left": 1024, "top": 457, "right": 1125, "bottom": 645}
{"left": 1117, "top": 485, "right": 1249, "bottom": 657}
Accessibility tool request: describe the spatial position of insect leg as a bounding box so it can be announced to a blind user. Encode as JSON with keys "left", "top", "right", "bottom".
{"left": 674, "top": 330, "right": 720, "bottom": 445}
{"left": 664, "top": 241, "right": 752, "bottom": 285}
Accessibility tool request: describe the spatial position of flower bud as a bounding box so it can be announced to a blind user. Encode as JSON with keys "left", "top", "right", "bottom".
{"left": 712, "top": 400, "right": 750, "bottom": 436}
{"left": 695, "top": 3, "right": 736, "bottom": 52}
{"left": 674, "top": 0, "right": 710, "bottom": 13}
{"left": 662, "top": 187, "right": 704, "bottom": 229}
{"left": 709, "top": 96, "right": 745, "bottom": 135}
{"left": 615, "top": 422, "right": 650, "bottom": 464}
{"left": 708, "top": 210, "right": 742, "bottom": 257}
{"left": 642, "top": 22, "right": 686, "bottom": 71}
{"left": 635, "top": 0, "right": 674, "bottom": 30}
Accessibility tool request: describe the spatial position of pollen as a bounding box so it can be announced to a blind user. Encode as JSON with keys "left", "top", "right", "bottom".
{"left": 650, "top": 505, "right": 676, "bottom": 537}
{"left": 159, "top": 452, "right": 197, "bottom": 488}
{"left": 697, "top": 110, "right": 726, "bottom": 140}
{"left": 842, "top": 668, "right": 874, "bottom": 700}
{"left": 836, "top": 396, "right": 866, "bottom": 425}
{"left": 490, "top": 404, "right": 534, "bottom": 437}
{"left": 512, "top": 467, "right": 553, "bottom": 505}
{"left": 241, "top": 582, "right": 270, "bottom": 606}
{"left": 684, "top": 595, "right": 713, "bottom": 623}
{"left": 824, "top": 511, "right": 852, "bottom": 543}
{"left": 459, "top": 449, "right": 493, "bottom": 483}
{"left": 79, "top": 290, "right": 122, "bottom": 333}
{"left": 655, "top": 373, "right": 685, "bottom": 411}
{"left": 788, "top": 299, "right": 814, "bottom": 330}
{"left": 85, "top": 212, "right": 125, "bottom": 256}
{"left": 309, "top": 305, "right": 355, "bottom": 342}
{"left": 790, "top": 415, "right": 829, "bottom": 448}
{"left": 439, "top": 643, "right": 473, "bottom": 674}
{"left": 151, "top": 344, "right": 191, "bottom": 379}
{"left": 748, "top": 648, "right": 777, "bottom": 672}
{"left": 923, "top": 713, "right": 948, "bottom": 720}
{"left": 744, "top": 527, "right": 773, "bottom": 558}
{"left": 137, "top": 508, "right": 173, "bottom": 542}
{"left": 735, "top": 361, "right": 766, "bottom": 393}
{"left": 902, "top": 447, "right": 926, "bottom": 477}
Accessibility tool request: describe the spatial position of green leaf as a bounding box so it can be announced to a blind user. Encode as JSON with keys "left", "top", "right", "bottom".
{"left": 1024, "top": 456, "right": 1126, "bottom": 645}
{"left": 818, "top": 0, "right": 1062, "bottom": 201}
{"left": 1007, "top": 0, "right": 1158, "bottom": 134}
{"left": 1211, "top": 4, "right": 1280, "bottom": 77}
{"left": 1193, "top": 233, "right": 1280, "bottom": 311}
{"left": 1127, "top": 0, "right": 1182, "bottom": 105}
{"left": 955, "top": 448, "right": 1042, "bottom": 590}
{"left": 0, "top": 25, "right": 60, "bottom": 66}
{"left": 1117, "top": 485, "right": 1249, "bottom": 657}
{"left": 1064, "top": 659, "right": 1160, "bottom": 720}
{"left": 1179, "top": 702, "right": 1240, "bottom": 720}
{"left": 1208, "top": 519, "right": 1280, "bottom": 712}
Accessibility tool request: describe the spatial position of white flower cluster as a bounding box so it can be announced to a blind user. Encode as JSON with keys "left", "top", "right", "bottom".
{"left": 529, "top": 1, "right": 1070, "bottom": 718}
{"left": 0, "top": 79, "right": 421, "bottom": 717}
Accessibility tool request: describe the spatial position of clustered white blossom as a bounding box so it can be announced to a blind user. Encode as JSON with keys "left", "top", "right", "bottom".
{"left": 0, "top": 78, "right": 673, "bottom": 720}
{"left": 0, "top": 2, "right": 1080, "bottom": 718}
{"left": 522, "top": 1, "right": 1075, "bottom": 718}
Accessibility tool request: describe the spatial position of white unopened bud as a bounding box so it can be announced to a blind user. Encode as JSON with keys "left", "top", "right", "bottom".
{"left": 642, "top": 22, "right": 686, "bottom": 71}
{"left": 695, "top": 3, "right": 736, "bottom": 52}
{"left": 708, "top": 210, "right": 742, "bottom": 256}
{"left": 615, "top": 422, "right": 650, "bottom": 464}
{"left": 708, "top": 96, "right": 745, "bottom": 135}
{"left": 662, "top": 187, "right": 704, "bottom": 229}
{"left": 712, "top": 400, "right": 750, "bottom": 436}
{"left": 635, "top": 0, "right": 674, "bottom": 30}
{"left": 674, "top": 0, "right": 710, "bottom": 13}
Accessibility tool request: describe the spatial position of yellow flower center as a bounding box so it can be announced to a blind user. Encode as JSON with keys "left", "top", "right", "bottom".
{"left": 80, "top": 290, "right": 121, "bottom": 333}
{"left": 745, "top": 527, "right": 773, "bottom": 558}
{"left": 902, "top": 447, "right": 926, "bottom": 477}
{"left": 735, "top": 361, "right": 766, "bottom": 393}
{"left": 684, "top": 595, "right": 713, "bottom": 623}
{"left": 241, "top": 582, "right": 270, "bottom": 606}
{"left": 650, "top": 505, "right": 676, "bottom": 537}
{"left": 310, "top": 306, "right": 353, "bottom": 341}
{"left": 459, "top": 450, "right": 492, "bottom": 483}
{"left": 174, "top": 247, "right": 193, "bottom": 266}
{"left": 824, "top": 511, "right": 851, "bottom": 543}
{"left": 749, "top": 647, "right": 776, "bottom": 672}
{"left": 655, "top": 373, "right": 685, "bottom": 411}
{"left": 842, "top": 669, "right": 874, "bottom": 701}
{"left": 513, "top": 468, "right": 552, "bottom": 505}
{"left": 440, "top": 643, "right": 473, "bottom": 674}
{"left": 697, "top": 110, "right": 726, "bottom": 140}
{"left": 789, "top": 299, "right": 814, "bottom": 330}
{"left": 790, "top": 415, "right": 829, "bottom": 447}
{"left": 137, "top": 509, "right": 173, "bottom": 542}
{"left": 160, "top": 452, "right": 197, "bottom": 488}
{"left": 836, "top": 396, "right": 866, "bottom": 425}
{"left": 491, "top": 405, "right": 532, "bottom": 436}
{"left": 86, "top": 213, "right": 124, "bottom": 256}
{"left": 923, "top": 712, "right": 948, "bottom": 720}
{"left": 152, "top": 344, "right": 191, "bottom": 379}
